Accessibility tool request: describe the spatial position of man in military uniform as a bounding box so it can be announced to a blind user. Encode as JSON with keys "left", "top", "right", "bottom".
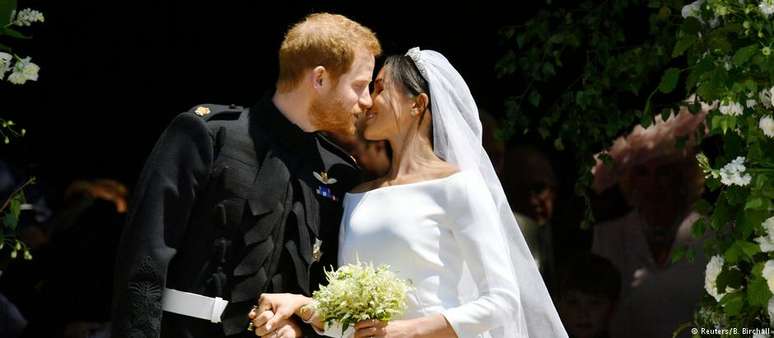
{"left": 111, "top": 13, "right": 381, "bottom": 338}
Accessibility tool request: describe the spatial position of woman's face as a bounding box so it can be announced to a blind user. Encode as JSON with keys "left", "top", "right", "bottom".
{"left": 362, "top": 66, "right": 415, "bottom": 141}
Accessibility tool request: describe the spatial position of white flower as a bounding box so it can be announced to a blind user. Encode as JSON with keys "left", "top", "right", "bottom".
{"left": 705, "top": 255, "right": 728, "bottom": 302}
{"left": 0, "top": 52, "right": 11, "bottom": 79}
{"left": 766, "top": 217, "right": 774, "bottom": 233}
{"left": 747, "top": 92, "right": 758, "bottom": 108}
{"left": 764, "top": 260, "right": 774, "bottom": 294}
{"left": 755, "top": 217, "right": 774, "bottom": 252}
{"left": 770, "top": 297, "right": 774, "bottom": 328}
{"left": 761, "top": 88, "right": 774, "bottom": 108}
{"left": 761, "top": 116, "right": 774, "bottom": 138}
{"left": 683, "top": 0, "right": 704, "bottom": 18}
{"left": 7, "top": 57, "right": 39, "bottom": 85}
{"left": 719, "top": 156, "right": 752, "bottom": 186}
{"left": 12, "top": 8, "right": 44, "bottom": 27}
{"left": 756, "top": 235, "right": 774, "bottom": 252}
{"left": 719, "top": 101, "right": 744, "bottom": 116}
{"left": 761, "top": 0, "right": 774, "bottom": 17}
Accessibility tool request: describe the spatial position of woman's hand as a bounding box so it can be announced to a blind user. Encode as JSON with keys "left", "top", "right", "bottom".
{"left": 353, "top": 314, "right": 457, "bottom": 338}
{"left": 353, "top": 319, "right": 417, "bottom": 338}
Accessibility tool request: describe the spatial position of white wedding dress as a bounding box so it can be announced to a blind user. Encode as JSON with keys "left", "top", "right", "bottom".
{"left": 320, "top": 47, "right": 567, "bottom": 338}
{"left": 322, "top": 171, "right": 519, "bottom": 338}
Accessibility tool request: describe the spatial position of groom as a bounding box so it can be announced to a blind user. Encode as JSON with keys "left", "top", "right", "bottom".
{"left": 111, "top": 13, "right": 381, "bottom": 338}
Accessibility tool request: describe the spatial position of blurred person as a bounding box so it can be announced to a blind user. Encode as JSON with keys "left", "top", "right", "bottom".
{"left": 503, "top": 145, "right": 559, "bottom": 291}
{"left": 591, "top": 104, "right": 710, "bottom": 338}
{"left": 557, "top": 253, "right": 620, "bottom": 338}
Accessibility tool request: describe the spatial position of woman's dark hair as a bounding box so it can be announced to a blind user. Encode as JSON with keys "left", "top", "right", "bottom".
{"left": 383, "top": 55, "right": 431, "bottom": 113}
{"left": 382, "top": 54, "right": 433, "bottom": 148}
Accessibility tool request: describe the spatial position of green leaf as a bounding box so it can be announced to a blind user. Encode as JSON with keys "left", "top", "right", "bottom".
{"left": 542, "top": 62, "right": 555, "bottom": 77}
{"left": 717, "top": 267, "right": 744, "bottom": 291}
{"left": 672, "top": 246, "right": 686, "bottom": 264}
{"left": 553, "top": 137, "right": 564, "bottom": 151}
{"left": 10, "top": 194, "right": 21, "bottom": 217}
{"left": 745, "top": 196, "right": 767, "bottom": 210}
{"left": 658, "top": 68, "right": 680, "bottom": 94}
{"left": 528, "top": 91, "right": 541, "bottom": 107}
{"left": 692, "top": 218, "right": 707, "bottom": 239}
{"left": 3, "top": 212, "right": 17, "bottom": 230}
{"left": 0, "top": 0, "right": 17, "bottom": 28}
{"left": 711, "top": 195, "right": 731, "bottom": 230}
{"left": 516, "top": 33, "right": 525, "bottom": 48}
{"left": 733, "top": 44, "right": 759, "bottom": 66}
{"left": 672, "top": 37, "right": 695, "bottom": 58}
{"left": 680, "top": 17, "right": 702, "bottom": 35}
{"left": 0, "top": 27, "right": 30, "bottom": 40}
{"left": 747, "top": 275, "right": 772, "bottom": 307}
{"left": 737, "top": 240, "right": 760, "bottom": 260}
{"left": 720, "top": 289, "right": 744, "bottom": 316}
{"left": 724, "top": 243, "right": 742, "bottom": 264}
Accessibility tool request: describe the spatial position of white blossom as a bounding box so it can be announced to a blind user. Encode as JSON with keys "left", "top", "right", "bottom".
{"left": 0, "top": 52, "right": 11, "bottom": 79}
{"left": 705, "top": 255, "right": 728, "bottom": 302}
{"left": 760, "top": 116, "right": 774, "bottom": 138}
{"left": 755, "top": 217, "right": 774, "bottom": 252}
{"left": 719, "top": 156, "right": 752, "bottom": 186}
{"left": 760, "top": 0, "right": 774, "bottom": 17}
{"left": 681, "top": 0, "right": 720, "bottom": 27}
{"left": 7, "top": 57, "right": 39, "bottom": 85}
{"left": 770, "top": 297, "right": 774, "bottom": 328}
{"left": 719, "top": 101, "right": 744, "bottom": 116}
{"left": 12, "top": 8, "right": 44, "bottom": 27}
{"left": 683, "top": 0, "right": 704, "bottom": 19}
{"left": 747, "top": 92, "right": 758, "bottom": 108}
{"left": 764, "top": 260, "right": 774, "bottom": 294}
{"left": 761, "top": 88, "right": 774, "bottom": 108}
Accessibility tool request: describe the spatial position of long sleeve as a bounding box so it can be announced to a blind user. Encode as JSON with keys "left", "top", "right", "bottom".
{"left": 441, "top": 173, "right": 521, "bottom": 338}
{"left": 111, "top": 113, "right": 214, "bottom": 338}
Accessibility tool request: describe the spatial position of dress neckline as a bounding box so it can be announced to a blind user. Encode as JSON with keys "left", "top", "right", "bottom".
{"left": 345, "top": 171, "right": 465, "bottom": 196}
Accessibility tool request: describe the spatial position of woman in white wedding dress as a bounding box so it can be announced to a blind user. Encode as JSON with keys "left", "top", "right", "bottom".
{"left": 250, "top": 48, "right": 567, "bottom": 338}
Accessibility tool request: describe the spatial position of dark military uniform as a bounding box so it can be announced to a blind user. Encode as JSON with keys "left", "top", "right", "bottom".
{"left": 111, "top": 97, "right": 361, "bottom": 338}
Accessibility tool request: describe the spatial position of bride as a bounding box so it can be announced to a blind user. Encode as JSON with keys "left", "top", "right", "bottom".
{"left": 249, "top": 48, "right": 567, "bottom": 338}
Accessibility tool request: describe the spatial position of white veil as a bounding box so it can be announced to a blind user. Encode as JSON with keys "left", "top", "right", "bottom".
{"left": 405, "top": 47, "right": 568, "bottom": 338}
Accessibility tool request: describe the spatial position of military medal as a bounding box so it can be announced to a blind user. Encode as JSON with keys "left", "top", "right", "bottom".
{"left": 194, "top": 106, "right": 211, "bottom": 116}
{"left": 312, "top": 238, "right": 323, "bottom": 262}
{"left": 314, "top": 171, "right": 338, "bottom": 201}
{"left": 313, "top": 171, "right": 337, "bottom": 185}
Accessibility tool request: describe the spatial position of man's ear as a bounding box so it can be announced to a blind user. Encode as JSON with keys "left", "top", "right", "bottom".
{"left": 311, "top": 66, "right": 326, "bottom": 90}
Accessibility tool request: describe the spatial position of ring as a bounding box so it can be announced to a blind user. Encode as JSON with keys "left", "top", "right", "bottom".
{"left": 247, "top": 322, "right": 255, "bottom": 331}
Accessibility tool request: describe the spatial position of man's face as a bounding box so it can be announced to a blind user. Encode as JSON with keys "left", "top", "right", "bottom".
{"left": 310, "top": 47, "right": 375, "bottom": 136}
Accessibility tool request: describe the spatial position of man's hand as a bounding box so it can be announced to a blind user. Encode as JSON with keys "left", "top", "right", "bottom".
{"left": 248, "top": 308, "right": 302, "bottom": 338}
{"left": 248, "top": 293, "right": 311, "bottom": 337}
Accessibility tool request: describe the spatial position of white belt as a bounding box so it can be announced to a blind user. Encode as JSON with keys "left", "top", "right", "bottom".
{"left": 161, "top": 288, "right": 229, "bottom": 323}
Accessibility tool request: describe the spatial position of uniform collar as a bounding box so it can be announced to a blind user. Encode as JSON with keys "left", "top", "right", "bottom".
{"left": 252, "top": 95, "right": 317, "bottom": 155}
{"left": 252, "top": 95, "right": 358, "bottom": 169}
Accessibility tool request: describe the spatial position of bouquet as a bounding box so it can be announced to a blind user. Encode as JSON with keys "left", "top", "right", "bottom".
{"left": 311, "top": 261, "right": 412, "bottom": 333}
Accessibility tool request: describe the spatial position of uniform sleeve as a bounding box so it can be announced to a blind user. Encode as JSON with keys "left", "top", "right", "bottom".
{"left": 111, "top": 113, "right": 214, "bottom": 338}
{"left": 440, "top": 173, "right": 521, "bottom": 338}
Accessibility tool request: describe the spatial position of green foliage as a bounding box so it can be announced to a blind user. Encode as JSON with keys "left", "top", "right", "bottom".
{"left": 497, "top": 0, "right": 774, "bottom": 332}
{"left": 496, "top": 0, "right": 684, "bottom": 226}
